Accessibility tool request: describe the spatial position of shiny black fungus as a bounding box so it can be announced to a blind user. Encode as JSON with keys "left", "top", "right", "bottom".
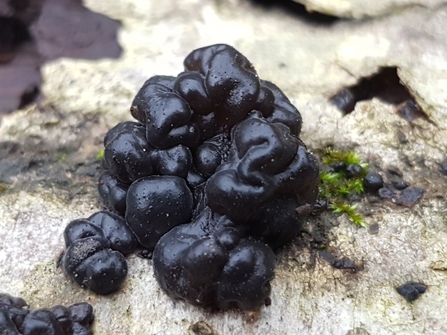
{"left": 102, "top": 122, "right": 154, "bottom": 184}
{"left": 50, "top": 303, "right": 94, "bottom": 335}
{"left": 101, "top": 121, "right": 197, "bottom": 185}
{"left": 396, "top": 282, "right": 426, "bottom": 302}
{"left": 345, "top": 164, "right": 363, "bottom": 178}
{"left": 205, "top": 116, "right": 319, "bottom": 248}
{"left": 363, "top": 172, "right": 384, "bottom": 193}
{"left": 181, "top": 44, "right": 260, "bottom": 139}
{"left": 130, "top": 77, "right": 200, "bottom": 149}
{"left": 0, "top": 294, "right": 28, "bottom": 331}
{"left": 0, "top": 309, "right": 20, "bottom": 335}
{"left": 21, "top": 309, "right": 64, "bottom": 335}
{"left": 153, "top": 208, "right": 275, "bottom": 310}
{"left": 62, "top": 237, "right": 128, "bottom": 295}
{"left": 330, "top": 161, "right": 347, "bottom": 173}
{"left": 131, "top": 44, "right": 302, "bottom": 145}
{"left": 97, "top": 170, "right": 129, "bottom": 215}
{"left": 0, "top": 294, "right": 93, "bottom": 335}
{"left": 125, "top": 175, "right": 194, "bottom": 250}
{"left": 392, "top": 180, "right": 409, "bottom": 190}
{"left": 64, "top": 211, "right": 137, "bottom": 255}
{"left": 87, "top": 44, "right": 319, "bottom": 309}
{"left": 193, "top": 133, "right": 230, "bottom": 178}
{"left": 61, "top": 211, "right": 138, "bottom": 295}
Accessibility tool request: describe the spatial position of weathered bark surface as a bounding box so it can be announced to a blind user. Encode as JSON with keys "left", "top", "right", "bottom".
{"left": 1, "top": 1, "right": 447, "bottom": 334}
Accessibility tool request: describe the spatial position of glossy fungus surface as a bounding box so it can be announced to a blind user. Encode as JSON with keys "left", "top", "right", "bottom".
{"left": 61, "top": 211, "right": 137, "bottom": 295}
{"left": 0, "top": 294, "right": 94, "bottom": 335}
{"left": 98, "top": 170, "right": 129, "bottom": 215}
{"left": 125, "top": 175, "right": 194, "bottom": 250}
{"left": 153, "top": 208, "right": 275, "bottom": 310}
{"left": 84, "top": 44, "right": 319, "bottom": 309}
{"left": 363, "top": 172, "right": 384, "bottom": 193}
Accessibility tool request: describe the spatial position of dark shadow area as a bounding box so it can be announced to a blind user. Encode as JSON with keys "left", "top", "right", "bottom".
{"left": 18, "top": 85, "right": 40, "bottom": 109}
{"left": 0, "top": 0, "right": 122, "bottom": 114}
{"left": 0, "top": 13, "right": 41, "bottom": 112}
{"left": 0, "top": 17, "right": 30, "bottom": 62}
{"left": 330, "top": 67, "right": 428, "bottom": 122}
{"left": 249, "top": 0, "right": 339, "bottom": 25}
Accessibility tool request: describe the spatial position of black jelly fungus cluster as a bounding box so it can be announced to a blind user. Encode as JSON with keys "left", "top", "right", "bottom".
{"left": 0, "top": 293, "right": 94, "bottom": 335}
{"left": 62, "top": 44, "right": 320, "bottom": 310}
{"left": 61, "top": 211, "right": 137, "bottom": 295}
{"left": 396, "top": 282, "right": 426, "bottom": 302}
{"left": 371, "top": 169, "right": 424, "bottom": 207}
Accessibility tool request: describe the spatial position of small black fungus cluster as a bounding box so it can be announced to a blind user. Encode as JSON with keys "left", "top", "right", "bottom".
{"left": 396, "top": 282, "right": 426, "bottom": 302}
{"left": 0, "top": 293, "right": 94, "bottom": 335}
{"left": 372, "top": 168, "right": 424, "bottom": 207}
{"left": 61, "top": 211, "right": 138, "bottom": 295}
{"left": 62, "top": 44, "right": 319, "bottom": 310}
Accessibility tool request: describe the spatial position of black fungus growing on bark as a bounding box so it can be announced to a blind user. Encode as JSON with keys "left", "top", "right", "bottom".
{"left": 363, "top": 172, "right": 384, "bottom": 193}
{"left": 61, "top": 211, "right": 137, "bottom": 295}
{"left": 0, "top": 293, "right": 94, "bottom": 335}
{"left": 69, "top": 44, "right": 319, "bottom": 310}
{"left": 396, "top": 282, "right": 427, "bottom": 302}
{"left": 153, "top": 208, "right": 275, "bottom": 310}
{"left": 97, "top": 170, "right": 129, "bottom": 215}
{"left": 125, "top": 175, "right": 194, "bottom": 250}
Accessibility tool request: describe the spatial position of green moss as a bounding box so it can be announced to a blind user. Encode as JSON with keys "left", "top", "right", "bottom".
{"left": 319, "top": 149, "right": 368, "bottom": 227}
{"left": 96, "top": 149, "right": 105, "bottom": 160}
{"left": 322, "top": 148, "right": 368, "bottom": 171}
{"left": 55, "top": 152, "right": 67, "bottom": 162}
{"left": 330, "top": 201, "right": 365, "bottom": 227}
